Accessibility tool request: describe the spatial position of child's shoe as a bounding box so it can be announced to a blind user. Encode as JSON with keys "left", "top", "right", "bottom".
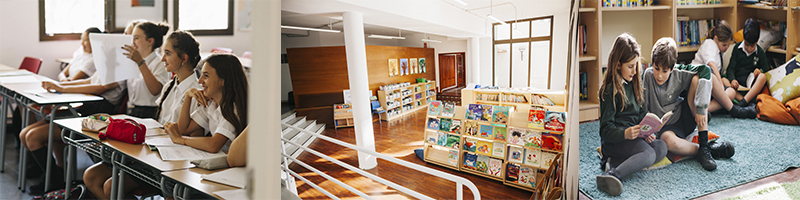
{"left": 596, "top": 170, "right": 622, "bottom": 196}
{"left": 728, "top": 103, "right": 756, "bottom": 119}
{"left": 709, "top": 141, "right": 735, "bottom": 159}
{"left": 697, "top": 146, "right": 717, "bottom": 171}
{"left": 738, "top": 98, "right": 750, "bottom": 107}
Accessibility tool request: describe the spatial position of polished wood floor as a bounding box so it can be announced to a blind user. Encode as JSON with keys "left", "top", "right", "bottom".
{"left": 289, "top": 109, "right": 533, "bottom": 199}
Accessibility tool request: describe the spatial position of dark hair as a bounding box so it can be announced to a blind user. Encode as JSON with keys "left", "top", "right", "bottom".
{"left": 85, "top": 27, "right": 102, "bottom": 34}
{"left": 204, "top": 54, "right": 249, "bottom": 134}
{"left": 707, "top": 20, "right": 732, "bottom": 42}
{"left": 743, "top": 18, "right": 760, "bottom": 44}
{"left": 600, "top": 33, "right": 643, "bottom": 111}
{"left": 652, "top": 37, "right": 678, "bottom": 71}
{"left": 512, "top": 131, "right": 521, "bottom": 137}
{"left": 135, "top": 21, "right": 170, "bottom": 51}
{"left": 156, "top": 31, "right": 201, "bottom": 120}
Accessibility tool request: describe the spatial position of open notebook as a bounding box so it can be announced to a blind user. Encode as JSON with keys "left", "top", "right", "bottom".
{"left": 201, "top": 167, "right": 247, "bottom": 188}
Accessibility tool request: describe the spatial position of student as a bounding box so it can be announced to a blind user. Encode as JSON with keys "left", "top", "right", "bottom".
{"left": 644, "top": 37, "right": 735, "bottom": 172}
{"left": 58, "top": 27, "right": 102, "bottom": 82}
{"left": 121, "top": 21, "right": 171, "bottom": 118}
{"left": 690, "top": 20, "right": 757, "bottom": 118}
{"left": 227, "top": 126, "right": 248, "bottom": 167}
{"left": 82, "top": 30, "right": 201, "bottom": 200}
{"left": 596, "top": 33, "right": 667, "bottom": 196}
{"left": 727, "top": 18, "right": 770, "bottom": 107}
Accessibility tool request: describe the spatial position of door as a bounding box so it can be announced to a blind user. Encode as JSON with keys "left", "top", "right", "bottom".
{"left": 456, "top": 53, "right": 466, "bottom": 87}
{"left": 439, "top": 54, "right": 457, "bottom": 90}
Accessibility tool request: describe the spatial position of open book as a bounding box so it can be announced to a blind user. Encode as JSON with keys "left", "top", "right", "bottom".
{"left": 638, "top": 111, "right": 673, "bottom": 138}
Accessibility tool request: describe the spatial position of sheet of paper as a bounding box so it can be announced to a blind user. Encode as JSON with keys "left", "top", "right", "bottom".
{"left": 201, "top": 167, "right": 247, "bottom": 188}
{"left": 157, "top": 145, "right": 226, "bottom": 161}
{"left": 213, "top": 189, "right": 248, "bottom": 200}
{"left": 120, "top": 116, "right": 162, "bottom": 129}
{"left": 0, "top": 70, "right": 33, "bottom": 77}
{"left": 0, "top": 75, "right": 41, "bottom": 84}
{"left": 89, "top": 33, "right": 140, "bottom": 85}
{"left": 144, "top": 136, "right": 175, "bottom": 147}
{"left": 22, "top": 89, "right": 101, "bottom": 102}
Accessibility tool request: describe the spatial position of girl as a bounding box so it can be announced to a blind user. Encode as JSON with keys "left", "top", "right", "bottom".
{"left": 121, "top": 21, "right": 171, "bottom": 118}
{"left": 58, "top": 27, "right": 102, "bottom": 82}
{"left": 596, "top": 33, "right": 667, "bottom": 196}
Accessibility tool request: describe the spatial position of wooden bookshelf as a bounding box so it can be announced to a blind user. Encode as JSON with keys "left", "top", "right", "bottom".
{"left": 601, "top": 5, "right": 671, "bottom": 11}
{"left": 461, "top": 88, "right": 567, "bottom": 113}
{"left": 377, "top": 81, "right": 436, "bottom": 121}
{"left": 333, "top": 104, "right": 353, "bottom": 128}
{"left": 579, "top": 0, "right": 601, "bottom": 122}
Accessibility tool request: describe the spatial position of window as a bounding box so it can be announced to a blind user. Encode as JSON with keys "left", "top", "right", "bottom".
{"left": 174, "top": 0, "right": 234, "bottom": 36}
{"left": 493, "top": 16, "right": 553, "bottom": 89}
{"left": 39, "top": 0, "right": 168, "bottom": 41}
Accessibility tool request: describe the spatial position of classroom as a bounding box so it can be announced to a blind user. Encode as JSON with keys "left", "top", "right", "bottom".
{"left": 2, "top": 0, "right": 800, "bottom": 199}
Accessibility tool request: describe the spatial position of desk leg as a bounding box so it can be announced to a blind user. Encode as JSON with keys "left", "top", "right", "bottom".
{"left": 173, "top": 184, "right": 180, "bottom": 199}
{"left": 63, "top": 129, "right": 75, "bottom": 200}
{"left": 43, "top": 105, "right": 57, "bottom": 192}
{"left": 183, "top": 184, "right": 190, "bottom": 199}
{"left": 110, "top": 151, "right": 118, "bottom": 200}
{"left": 18, "top": 105, "right": 29, "bottom": 190}
{"left": 117, "top": 156, "right": 127, "bottom": 200}
{"left": 0, "top": 95, "right": 7, "bottom": 173}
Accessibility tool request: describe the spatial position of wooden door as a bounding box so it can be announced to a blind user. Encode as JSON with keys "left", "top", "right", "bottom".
{"left": 439, "top": 54, "right": 457, "bottom": 90}
{"left": 456, "top": 53, "right": 466, "bottom": 87}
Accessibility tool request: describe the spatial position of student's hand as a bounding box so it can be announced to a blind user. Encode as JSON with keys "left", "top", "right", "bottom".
{"left": 644, "top": 134, "right": 656, "bottom": 143}
{"left": 58, "top": 77, "right": 70, "bottom": 82}
{"left": 625, "top": 125, "right": 641, "bottom": 140}
{"left": 185, "top": 88, "right": 209, "bottom": 107}
{"left": 41, "top": 81, "right": 63, "bottom": 93}
{"left": 731, "top": 79, "right": 739, "bottom": 89}
{"left": 122, "top": 45, "right": 144, "bottom": 65}
{"left": 164, "top": 122, "right": 183, "bottom": 144}
{"left": 722, "top": 77, "right": 731, "bottom": 87}
{"left": 695, "top": 114, "right": 707, "bottom": 129}
{"left": 753, "top": 69, "right": 761, "bottom": 77}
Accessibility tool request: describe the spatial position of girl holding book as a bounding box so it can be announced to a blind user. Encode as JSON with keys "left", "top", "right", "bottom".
{"left": 596, "top": 33, "right": 667, "bottom": 196}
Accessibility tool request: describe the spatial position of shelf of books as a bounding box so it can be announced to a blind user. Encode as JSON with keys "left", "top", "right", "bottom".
{"left": 377, "top": 81, "right": 437, "bottom": 121}
{"left": 461, "top": 88, "right": 566, "bottom": 114}
{"left": 579, "top": 0, "right": 601, "bottom": 122}
{"left": 333, "top": 104, "right": 354, "bottom": 129}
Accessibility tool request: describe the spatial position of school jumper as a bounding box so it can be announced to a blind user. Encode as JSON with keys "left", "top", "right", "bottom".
{"left": 726, "top": 42, "right": 770, "bottom": 88}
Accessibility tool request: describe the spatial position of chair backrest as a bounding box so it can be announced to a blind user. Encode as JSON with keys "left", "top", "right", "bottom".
{"left": 19, "top": 57, "right": 43, "bottom": 74}
{"left": 371, "top": 100, "right": 380, "bottom": 110}
{"left": 211, "top": 47, "right": 233, "bottom": 54}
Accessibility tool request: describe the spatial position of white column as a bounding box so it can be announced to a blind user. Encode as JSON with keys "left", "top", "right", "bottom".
{"left": 468, "top": 37, "right": 481, "bottom": 85}
{"left": 342, "top": 12, "right": 378, "bottom": 170}
{"left": 249, "top": 0, "right": 280, "bottom": 199}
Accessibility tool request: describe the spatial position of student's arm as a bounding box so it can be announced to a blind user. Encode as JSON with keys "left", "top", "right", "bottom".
{"left": 227, "top": 127, "right": 248, "bottom": 167}
{"left": 42, "top": 81, "right": 118, "bottom": 95}
{"left": 122, "top": 45, "right": 164, "bottom": 95}
{"left": 69, "top": 71, "right": 89, "bottom": 81}
{"left": 598, "top": 85, "right": 628, "bottom": 143}
{"left": 175, "top": 89, "right": 205, "bottom": 134}
{"left": 678, "top": 64, "right": 712, "bottom": 115}
{"left": 59, "top": 78, "right": 91, "bottom": 86}
{"left": 171, "top": 132, "right": 230, "bottom": 153}
{"left": 58, "top": 65, "right": 71, "bottom": 82}
{"left": 726, "top": 47, "right": 739, "bottom": 85}
{"left": 757, "top": 48, "right": 771, "bottom": 72}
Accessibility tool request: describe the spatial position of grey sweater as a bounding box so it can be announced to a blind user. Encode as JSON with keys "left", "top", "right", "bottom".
{"left": 642, "top": 64, "right": 712, "bottom": 126}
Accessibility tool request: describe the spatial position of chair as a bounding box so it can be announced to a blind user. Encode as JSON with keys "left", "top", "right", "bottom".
{"left": 210, "top": 47, "right": 233, "bottom": 54}
{"left": 371, "top": 100, "right": 385, "bottom": 122}
{"left": 19, "top": 56, "right": 43, "bottom": 74}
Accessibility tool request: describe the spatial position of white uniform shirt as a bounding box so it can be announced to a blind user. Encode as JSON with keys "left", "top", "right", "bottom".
{"left": 692, "top": 39, "right": 723, "bottom": 73}
{"left": 67, "top": 51, "right": 96, "bottom": 78}
{"left": 125, "top": 51, "right": 170, "bottom": 107}
{"left": 89, "top": 74, "right": 127, "bottom": 106}
{"left": 155, "top": 75, "right": 202, "bottom": 124}
{"left": 191, "top": 101, "right": 238, "bottom": 150}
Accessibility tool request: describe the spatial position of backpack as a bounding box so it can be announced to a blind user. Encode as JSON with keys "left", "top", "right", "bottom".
{"left": 99, "top": 118, "right": 146, "bottom": 144}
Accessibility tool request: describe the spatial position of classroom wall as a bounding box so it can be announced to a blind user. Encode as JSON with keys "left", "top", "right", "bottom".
{"left": 602, "top": 11, "right": 654, "bottom": 65}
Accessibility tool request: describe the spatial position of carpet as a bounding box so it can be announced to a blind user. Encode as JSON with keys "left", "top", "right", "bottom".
{"left": 579, "top": 115, "right": 800, "bottom": 199}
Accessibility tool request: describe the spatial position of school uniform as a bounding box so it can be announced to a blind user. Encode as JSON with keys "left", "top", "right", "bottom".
{"left": 73, "top": 75, "right": 127, "bottom": 116}
{"left": 642, "top": 64, "right": 712, "bottom": 138}
{"left": 124, "top": 51, "right": 170, "bottom": 118}
{"left": 155, "top": 75, "right": 202, "bottom": 124}
{"left": 727, "top": 42, "right": 770, "bottom": 90}
{"left": 191, "top": 101, "right": 238, "bottom": 151}
{"left": 692, "top": 39, "right": 724, "bottom": 75}
{"left": 68, "top": 51, "right": 96, "bottom": 78}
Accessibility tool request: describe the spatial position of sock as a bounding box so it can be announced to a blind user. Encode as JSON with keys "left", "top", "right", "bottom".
{"left": 29, "top": 148, "right": 49, "bottom": 173}
{"left": 698, "top": 131, "right": 709, "bottom": 148}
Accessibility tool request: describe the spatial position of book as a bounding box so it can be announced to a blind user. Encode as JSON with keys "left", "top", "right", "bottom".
{"left": 441, "top": 102, "right": 456, "bottom": 117}
{"left": 445, "top": 134, "right": 461, "bottom": 149}
{"left": 639, "top": 111, "right": 674, "bottom": 138}
{"left": 580, "top": 72, "right": 588, "bottom": 100}
{"left": 427, "top": 117, "right": 440, "bottom": 130}
{"left": 542, "top": 132, "right": 563, "bottom": 152}
{"left": 523, "top": 130, "right": 542, "bottom": 148}
{"left": 464, "top": 121, "right": 479, "bottom": 136}
{"left": 448, "top": 149, "right": 459, "bottom": 165}
{"left": 463, "top": 138, "right": 477, "bottom": 152}
{"left": 479, "top": 105, "right": 493, "bottom": 122}
{"left": 524, "top": 148, "right": 541, "bottom": 167}
{"left": 493, "top": 127, "right": 507, "bottom": 141}
{"left": 437, "top": 132, "right": 447, "bottom": 146}
{"left": 426, "top": 131, "right": 438, "bottom": 144}
{"left": 509, "top": 146, "right": 524, "bottom": 163}
{"left": 528, "top": 109, "right": 546, "bottom": 129}
{"left": 466, "top": 104, "right": 482, "bottom": 120}
{"left": 518, "top": 167, "right": 533, "bottom": 185}
{"left": 476, "top": 155, "right": 489, "bottom": 172}
{"left": 428, "top": 100, "right": 442, "bottom": 116}
{"left": 541, "top": 151, "right": 558, "bottom": 167}
{"left": 507, "top": 127, "right": 527, "bottom": 146}
{"left": 449, "top": 119, "right": 462, "bottom": 134}
{"left": 463, "top": 152, "right": 478, "bottom": 170}
{"left": 439, "top": 118, "right": 452, "bottom": 132}
{"left": 200, "top": 168, "right": 247, "bottom": 188}
{"left": 506, "top": 163, "right": 520, "bottom": 182}
{"left": 488, "top": 158, "right": 503, "bottom": 177}
{"left": 544, "top": 111, "right": 566, "bottom": 132}
{"left": 492, "top": 142, "right": 505, "bottom": 158}
{"left": 492, "top": 106, "right": 509, "bottom": 124}
{"left": 476, "top": 140, "right": 493, "bottom": 156}
{"left": 479, "top": 124, "right": 494, "bottom": 138}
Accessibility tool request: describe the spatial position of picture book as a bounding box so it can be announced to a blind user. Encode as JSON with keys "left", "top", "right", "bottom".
{"left": 479, "top": 124, "right": 494, "bottom": 138}
{"left": 507, "top": 127, "right": 526, "bottom": 146}
{"left": 437, "top": 132, "right": 447, "bottom": 146}
{"left": 506, "top": 163, "right": 520, "bottom": 182}
{"left": 445, "top": 134, "right": 461, "bottom": 149}
{"left": 447, "top": 149, "right": 458, "bottom": 165}
{"left": 441, "top": 102, "right": 456, "bottom": 117}
{"left": 523, "top": 130, "right": 542, "bottom": 148}
{"left": 427, "top": 117, "right": 440, "bottom": 130}
{"left": 426, "top": 131, "right": 437, "bottom": 144}
{"left": 509, "top": 146, "right": 524, "bottom": 163}
{"left": 492, "top": 142, "right": 505, "bottom": 158}
{"left": 476, "top": 155, "right": 489, "bottom": 172}
{"left": 463, "top": 152, "right": 478, "bottom": 170}
{"left": 544, "top": 111, "right": 566, "bottom": 132}
{"left": 428, "top": 100, "right": 442, "bottom": 116}
{"left": 518, "top": 167, "right": 533, "bottom": 185}
{"left": 493, "top": 127, "right": 507, "bottom": 141}
{"left": 479, "top": 105, "right": 493, "bottom": 122}
{"left": 541, "top": 132, "right": 563, "bottom": 152}
{"left": 541, "top": 151, "right": 558, "bottom": 167}
{"left": 528, "top": 109, "right": 545, "bottom": 129}
{"left": 439, "top": 118, "right": 452, "bottom": 132}
{"left": 463, "top": 138, "right": 477, "bottom": 152}
{"left": 449, "top": 119, "right": 462, "bottom": 134}
{"left": 492, "top": 106, "right": 509, "bottom": 124}
{"left": 466, "top": 104, "right": 482, "bottom": 120}
{"left": 639, "top": 111, "right": 674, "bottom": 138}
{"left": 463, "top": 121, "right": 479, "bottom": 136}
{"left": 476, "top": 140, "right": 493, "bottom": 156}
{"left": 524, "top": 148, "right": 541, "bottom": 167}
{"left": 488, "top": 158, "right": 503, "bottom": 177}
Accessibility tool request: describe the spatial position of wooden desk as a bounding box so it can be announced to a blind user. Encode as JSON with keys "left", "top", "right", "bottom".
{"left": 0, "top": 63, "right": 15, "bottom": 71}
{"left": 162, "top": 168, "right": 241, "bottom": 199}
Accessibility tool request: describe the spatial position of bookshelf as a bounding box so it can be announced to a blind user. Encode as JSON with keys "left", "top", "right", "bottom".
{"left": 377, "top": 81, "right": 437, "bottom": 121}
{"left": 578, "top": 0, "right": 602, "bottom": 122}
{"left": 461, "top": 88, "right": 567, "bottom": 114}
{"left": 333, "top": 104, "right": 354, "bottom": 129}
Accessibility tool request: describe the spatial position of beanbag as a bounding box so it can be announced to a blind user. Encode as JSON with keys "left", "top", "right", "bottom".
{"left": 756, "top": 93, "right": 798, "bottom": 125}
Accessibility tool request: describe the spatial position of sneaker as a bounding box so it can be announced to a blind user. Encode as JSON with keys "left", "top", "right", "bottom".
{"left": 596, "top": 171, "right": 623, "bottom": 196}
{"left": 697, "top": 146, "right": 717, "bottom": 171}
{"left": 729, "top": 103, "right": 757, "bottom": 119}
{"left": 600, "top": 157, "right": 612, "bottom": 172}
{"left": 709, "top": 141, "right": 735, "bottom": 159}
{"left": 738, "top": 98, "right": 750, "bottom": 107}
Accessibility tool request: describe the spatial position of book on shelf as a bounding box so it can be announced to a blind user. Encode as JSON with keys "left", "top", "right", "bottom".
{"left": 509, "top": 146, "right": 524, "bottom": 163}
{"left": 524, "top": 148, "right": 541, "bottom": 168}
{"left": 580, "top": 72, "right": 588, "bottom": 100}
{"left": 439, "top": 118, "right": 452, "bottom": 132}
{"left": 542, "top": 132, "right": 563, "bottom": 152}
{"left": 541, "top": 151, "right": 559, "bottom": 167}
{"left": 428, "top": 100, "right": 442, "bottom": 115}
{"left": 502, "top": 93, "right": 528, "bottom": 103}
{"left": 488, "top": 158, "right": 503, "bottom": 177}
{"left": 528, "top": 109, "right": 546, "bottom": 129}
{"left": 448, "top": 150, "right": 459, "bottom": 165}
{"left": 493, "top": 127, "right": 507, "bottom": 141}
{"left": 678, "top": 19, "right": 719, "bottom": 47}
{"left": 445, "top": 134, "right": 461, "bottom": 149}
{"left": 479, "top": 124, "right": 494, "bottom": 138}
{"left": 676, "top": 0, "right": 721, "bottom": 5}
{"left": 441, "top": 102, "right": 456, "bottom": 117}
{"left": 544, "top": 111, "right": 566, "bottom": 132}
{"left": 639, "top": 111, "right": 674, "bottom": 138}
{"left": 507, "top": 127, "right": 527, "bottom": 146}
{"left": 479, "top": 105, "right": 493, "bottom": 122}
{"left": 523, "top": 130, "right": 543, "bottom": 148}
{"left": 464, "top": 138, "right": 477, "bottom": 152}
{"left": 506, "top": 163, "right": 520, "bottom": 182}
{"left": 532, "top": 94, "right": 556, "bottom": 106}
{"left": 449, "top": 119, "right": 462, "bottom": 134}
{"left": 602, "top": 0, "right": 653, "bottom": 7}
{"left": 476, "top": 155, "right": 490, "bottom": 172}
{"left": 464, "top": 120, "right": 479, "bottom": 136}
{"left": 518, "top": 166, "right": 535, "bottom": 186}
{"left": 466, "top": 104, "right": 482, "bottom": 120}
{"left": 427, "top": 117, "right": 440, "bottom": 130}
{"left": 437, "top": 132, "right": 447, "bottom": 146}
{"left": 492, "top": 142, "right": 505, "bottom": 157}
{"left": 426, "top": 131, "right": 438, "bottom": 144}
{"left": 492, "top": 106, "right": 509, "bottom": 124}
{"left": 463, "top": 152, "right": 478, "bottom": 170}
{"left": 476, "top": 140, "right": 493, "bottom": 156}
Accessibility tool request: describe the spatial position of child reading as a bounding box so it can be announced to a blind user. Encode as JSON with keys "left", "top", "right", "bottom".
{"left": 727, "top": 18, "right": 771, "bottom": 107}
{"left": 596, "top": 33, "right": 667, "bottom": 196}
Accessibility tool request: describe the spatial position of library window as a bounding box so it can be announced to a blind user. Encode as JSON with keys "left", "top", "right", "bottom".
{"left": 493, "top": 16, "right": 553, "bottom": 89}
{"left": 174, "top": 0, "right": 234, "bottom": 36}
{"left": 39, "top": 0, "right": 168, "bottom": 41}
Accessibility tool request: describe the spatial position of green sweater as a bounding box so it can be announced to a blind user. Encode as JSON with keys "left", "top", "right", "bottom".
{"left": 599, "top": 82, "right": 647, "bottom": 143}
{"left": 726, "top": 42, "right": 770, "bottom": 80}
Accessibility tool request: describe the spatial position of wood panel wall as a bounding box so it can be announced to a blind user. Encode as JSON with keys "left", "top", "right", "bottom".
{"left": 287, "top": 45, "right": 436, "bottom": 127}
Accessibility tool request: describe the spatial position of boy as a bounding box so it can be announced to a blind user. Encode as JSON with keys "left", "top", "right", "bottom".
{"left": 727, "top": 18, "right": 770, "bottom": 106}
{"left": 643, "top": 37, "right": 735, "bottom": 171}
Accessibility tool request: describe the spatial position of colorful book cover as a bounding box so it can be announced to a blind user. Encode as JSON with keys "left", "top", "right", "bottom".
{"left": 428, "top": 100, "right": 442, "bottom": 116}
{"left": 544, "top": 111, "right": 566, "bottom": 132}
{"left": 441, "top": 102, "right": 456, "bottom": 117}
{"left": 492, "top": 106, "right": 509, "bottom": 124}
{"left": 426, "top": 131, "right": 438, "bottom": 144}
{"left": 507, "top": 127, "right": 527, "bottom": 146}
{"left": 463, "top": 138, "right": 477, "bottom": 152}
{"left": 518, "top": 167, "right": 533, "bottom": 185}
{"left": 437, "top": 132, "right": 447, "bottom": 146}
{"left": 447, "top": 149, "right": 458, "bottom": 165}
{"left": 463, "top": 152, "right": 478, "bottom": 170}
{"left": 488, "top": 158, "right": 503, "bottom": 177}
{"left": 524, "top": 130, "right": 542, "bottom": 148}
{"left": 449, "top": 119, "right": 462, "bottom": 134}
{"left": 427, "top": 117, "right": 440, "bottom": 130}
{"left": 479, "top": 124, "right": 494, "bottom": 138}
{"left": 445, "top": 134, "right": 461, "bottom": 149}
{"left": 542, "top": 132, "right": 563, "bottom": 152}
{"left": 466, "top": 104, "right": 482, "bottom": 120}
{"left": 476, "top": 140, "right": 493, "bottom": 156}
{"left": 463, "top": 121, "right": 479, "bottom": 136}
{"left": 492, "top": 142, "right": 505, "bottom": 158}
{"left": 439, "top": 118, "right": 452, "bottom": 132}
{"left": 541, "top": 151, "right": 558, "bottom": 168}
{"left": 479, "top": 105, "right": 493, "bottom": 122}
{"left": 509, "top": 146, "right": 524, "bottom": 163}
{"left": 528, "top": 109, "right": 546, "bottom": 129}
{"left": 524, "top": 148, "right": 541, "bottom": 167}
{"left": 493, "top": 127, "right": 507, "bottom": 141}
{"left": 506, "top": 163, "right": 520, "bottom": 182}
{"left": 476, "top": 155, "right": 489, "bottom": 172}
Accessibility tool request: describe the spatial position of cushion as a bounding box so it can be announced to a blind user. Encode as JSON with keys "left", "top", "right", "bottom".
{"left": 764, "top": 56, "right": 800, "bottom": 104}
{"left": 786, "top": 97, "right": 800, "bottom": 125}
{"left": 756, "top": 93, "right": 799, "bottom": 125}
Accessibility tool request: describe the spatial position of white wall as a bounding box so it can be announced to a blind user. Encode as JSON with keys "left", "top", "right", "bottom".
{"left": 602, "top": 11, "right": 654, "bottom": 65}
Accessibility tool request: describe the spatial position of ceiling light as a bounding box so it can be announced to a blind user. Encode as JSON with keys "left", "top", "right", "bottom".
{"left": 281, "top": 25, "right": 341, "bottom": 33}
{"left": 422, "top": 39, "right": 442, "bottom": 43}
{"left": 453, "top": 0, "right": 468, "bottom": 6}
{"left": 368, "top": 34, "right": 405, "bottom": 40}
{"left": 486, "top": 14, "right": 507, "bottom": 25}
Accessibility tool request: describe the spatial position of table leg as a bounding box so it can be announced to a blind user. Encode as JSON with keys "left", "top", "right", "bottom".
{"left": 117, "top": 155, "right": 127, "bottom": 200}
{"left": 110, "top": 151, "right": 118, "bottom": 200}
{"left": 183, "top": 184, "right": 190, "bottom": 199}
{"left": 63, "top": 129, "right": 75, "bottom": 200}
{"left": 43, "top": 105, "right": 57, "bottom": 192}
{"left": 18, "top": 104, "right": 29, "bottom": 191}
{"left": 0, "top": 95, "right": 7, "bottom": 173}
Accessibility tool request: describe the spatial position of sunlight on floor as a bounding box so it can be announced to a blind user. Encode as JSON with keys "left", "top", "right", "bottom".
{"left": 730, "top": 182, "right": 792, "bottom": 200}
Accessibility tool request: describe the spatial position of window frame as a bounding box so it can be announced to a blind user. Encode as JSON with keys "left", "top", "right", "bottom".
{"left": 492, "top": 16, "right": 554, "bottom": 89}
{"left": 38, "top": 0, "right": 169, "bottom": 41}
{"left": 173, "top": 0, "right": 234, "bottom": 36}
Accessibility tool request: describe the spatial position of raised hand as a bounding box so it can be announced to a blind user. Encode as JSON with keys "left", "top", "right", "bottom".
{"left": 122, "top": 45, "right": 144, "bottom": 65}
